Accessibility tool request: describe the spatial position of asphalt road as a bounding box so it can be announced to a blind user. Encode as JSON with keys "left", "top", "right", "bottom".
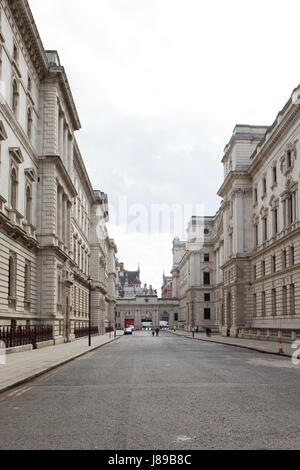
{"left": 0, "top": 331, "right": 299, "bottom": 450}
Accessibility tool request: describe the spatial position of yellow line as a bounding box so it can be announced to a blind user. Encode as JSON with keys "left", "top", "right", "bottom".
{"left": 7, "top": 386, "right": 28, "bottom": 397}
{"left": 14, "top": 386, "right": 32, "bottom": 397}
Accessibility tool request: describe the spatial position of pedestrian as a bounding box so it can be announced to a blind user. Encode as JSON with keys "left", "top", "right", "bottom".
{"left": 173, "top": 325, "right": 177, "bottom": 332}
{"left": 152, "top": 330, "right": 155, "bottom": 337}
{"left": 156, "top": 328, "right": 159, "bottom": 337}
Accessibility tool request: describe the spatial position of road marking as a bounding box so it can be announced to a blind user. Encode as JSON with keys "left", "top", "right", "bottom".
{"left": 7, "top": 386, "right": 32, "bottom": 398}
{"left": 14, "top": 386, "right": 32, "bottom": 397}
{"left": 176, "top": 435, "right": 192, "bottom": 442}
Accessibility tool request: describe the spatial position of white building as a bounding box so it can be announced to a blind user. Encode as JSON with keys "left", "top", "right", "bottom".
{"left": 172, "top": 89, "right": 300, "bottom": 343}
{"left": 0, "top": 0, "right": 117, "bottom": 348}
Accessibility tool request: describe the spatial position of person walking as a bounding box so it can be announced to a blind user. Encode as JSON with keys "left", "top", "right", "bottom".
{"left": 156, "top": 328, "right": 159, "bottom": 337}
{"left": 152, "top": 330, "right": 155, "bottom": 337}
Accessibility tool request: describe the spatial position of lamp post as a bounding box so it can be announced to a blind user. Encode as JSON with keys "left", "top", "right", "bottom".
{"left": 88, "top": 276, "right": 92, "bottom": 347}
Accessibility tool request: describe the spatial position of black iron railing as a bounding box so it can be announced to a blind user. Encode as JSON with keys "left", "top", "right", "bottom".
{"left": 0, "top": 325, "right": 53, "bottom": 349}
{"left": 74, "top": 326, "right": 99, "bottom": 339}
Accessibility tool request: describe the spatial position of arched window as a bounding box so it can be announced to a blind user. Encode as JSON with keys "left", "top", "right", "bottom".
{"left": 12, "top": 80, "right": 18, "bottom": 115}
{"left": 10, "top": 167, "right": 18, "bottom": 210}
{"left": 27, "top": 108, "right": 32, "bottom": 140}
{"left": 25, "top": 186, "right": 32, "bottom": 224}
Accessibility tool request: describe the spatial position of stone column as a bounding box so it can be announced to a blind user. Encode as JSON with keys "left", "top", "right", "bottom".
{"left": 59, "top": 114, "right": 64, "bottom": 159}
{"left": 64, "top": 125, "right": 69, "bottom": 166}
{"left": 68, "top": 135, "right": 73, "bottom": 174}
{"left": 62, "top": 194, "right": 67, "bottom": 246}
{"left": 57, "top": 186, "right": 63, "bottom": 242}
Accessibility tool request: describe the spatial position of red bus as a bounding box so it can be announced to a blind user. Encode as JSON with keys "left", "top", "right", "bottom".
{"left": 125, "top": 319, "right": 135, "bottom": 329}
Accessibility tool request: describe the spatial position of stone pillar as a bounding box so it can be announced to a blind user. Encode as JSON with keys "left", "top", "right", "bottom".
{"left": 57, "top": 186, "right": 63, "bottom": 242}
{"left": 67, "top": 201, "right": 71, "bottom": 250}
{"left": 59, "top": 114, "right": 64, "bottom": 159}
{"left": 62, "top": 194, "right": 67, "bottom": 246}
{"left": 68, "top": 135, "right": 73, "bottom": 174}
{"left": 64, "top": 125, "right": 69, "bottom": 166}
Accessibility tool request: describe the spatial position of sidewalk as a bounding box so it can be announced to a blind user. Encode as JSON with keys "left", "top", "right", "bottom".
{"left": 171, "top": 330, "right": 295, "bottom": 358}
{"left": 0, "top": 332, "right": 121, "bottom": 394}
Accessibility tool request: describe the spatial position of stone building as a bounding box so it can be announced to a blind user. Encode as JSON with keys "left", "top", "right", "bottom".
{"left": 116, "top": 294, "right": 179, "bottom": 330}
{"left": 0, "top": 0, "right": 117, "bottom": 345}
{"left": 161, "top": 274, "right": 172, "bottom": 298}
{"left": 171, "top": 87, "right": 300, "bottom": 342}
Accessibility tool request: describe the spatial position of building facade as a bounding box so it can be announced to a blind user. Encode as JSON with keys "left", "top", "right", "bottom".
{"left": 161, "top": 274, "right": 172, "bottom": 298}
{"left": 116, "top": 294, "right": 179, "bottom": 330}
{"left": 171, "top": 88, "right": 300, "bottom": 343}
{"left": 0, "top": 0, "right": 117, "bottom": 346}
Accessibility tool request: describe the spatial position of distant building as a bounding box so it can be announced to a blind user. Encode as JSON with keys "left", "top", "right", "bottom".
{"left": 118, "top": 262, "right": 141, "bottom": 297}
{"left": 161, "top": 275, "right": 172, "bottom": 298}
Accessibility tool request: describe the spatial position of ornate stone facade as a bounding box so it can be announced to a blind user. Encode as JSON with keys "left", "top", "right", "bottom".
{"left": 0, "top": 0, "right": 118, "bottom": 343}
{"left": 172, "top": 92, "right": 300, "bottom": 343}
{"left": 116, "top": 295, "right": 179, "bottom": 330}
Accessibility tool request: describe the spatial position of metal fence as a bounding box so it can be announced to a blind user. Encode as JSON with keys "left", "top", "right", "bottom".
{"left": 74, "top": 326, "right": 99, "bottom": 339}
{"left": 0, "top": 325, "right": 53, "bottom": 349}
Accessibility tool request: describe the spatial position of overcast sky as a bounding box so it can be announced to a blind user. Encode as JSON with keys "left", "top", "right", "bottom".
{"left": 29, "top": 0, "right": 300, "bottom": 291}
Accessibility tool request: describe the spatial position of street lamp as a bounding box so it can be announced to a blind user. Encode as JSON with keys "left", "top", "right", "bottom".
{"left": 88, "top": 276, "right": 92, "bottom": 347}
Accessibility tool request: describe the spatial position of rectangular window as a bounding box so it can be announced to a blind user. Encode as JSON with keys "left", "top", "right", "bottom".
{"left": 273, "top": 166, "right": 277, "bottom": 183}
{"left": 254, "top": 188, "right": 258, "bottom": 203}
{"left": 282, "top": 249, "right": 287, "bottom": 269}
{"left": 263, "top": 177, "right": 267, "bottom": 195}
{"left": 204, "top": 293, "right": 210, "bottom": 302}
{"left": 255, "top": 224, "right": 259, "bottom": 247}
{"left": 262, "top": 260, "right": 266, "bottom": 277}
{"left": 204, "top": 308, "right": 211, "bottom": 320}
{"left": 290, "top": 284, "right": 295, "bottom": 315}
{"left": 287, "top": 150, "right": 292, "bottom": 168}
{"left": 273, "top": 208, "right": 278, "bottom": 235}
{"left": 282, "top": 286, "right": 287, "bottom": 315}
{"left": 263, "top": 217, "right": 268, "bottom": 241}
{"left": 253, "top": 264, "right": 257, "bottom": 280}
{"left": 272, "top": 255, "right": 276, "bottom": 273}
{"left": 290, "top": 246, "right": 295, "bottom": 266}
{"left": 203, "top": 272, "right": 210, "bottom": 285}
{"left": 272, "top": 288, "right": 276, "bottom": 316}
{"left": 204, "top": 253, "right": 210, "bottom": 262}
{"left": 261, "top": 291, "right": 266, "bottom": 317}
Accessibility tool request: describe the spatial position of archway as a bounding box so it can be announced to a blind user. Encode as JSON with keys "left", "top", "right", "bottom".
{"left": 160, "top": 311, "right": 169, "bottom": 329}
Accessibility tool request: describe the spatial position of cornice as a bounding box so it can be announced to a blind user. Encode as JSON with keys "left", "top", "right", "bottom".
{"left": 249, "top": 101, "right": 300, "bottom": 175}
{"left": 0, "top": 211, "right": 38, "bottom": 250}
{"left": 48, "top": 67, "right": 81, "bottom": 131}
{"left": 217, "top": 171, "right": 251, "bottom": 198}
{"left": 1, "top": 103, "right": 38, "bottom": 166}
{"left": 40, "top": 155, "right": 77, "bottom": 198}
{"left": 4, "top": 0, "right": 48, "bottom": 79}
